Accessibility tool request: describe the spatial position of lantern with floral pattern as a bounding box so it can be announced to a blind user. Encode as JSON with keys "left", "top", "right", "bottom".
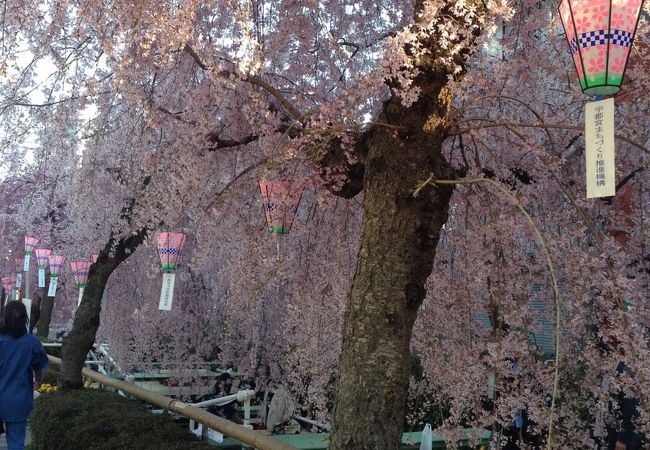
{"left": 155, "top": 232, "right": 187, "bottom": 310}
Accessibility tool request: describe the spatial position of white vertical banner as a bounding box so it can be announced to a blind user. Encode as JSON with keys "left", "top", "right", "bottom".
{"left": 24, "top": 297, "right": 32, "bottom": 323}
{"left": 585, "top": 98, "right": 616, "bottom": 198}
{"left": 158, "top": 273, "right": 176, "bottom": 311}
{"left": 16, "top": 273, "right": 22, "bottom": 289}
{"left": 77, "top": 287, "right": 85, "bottom": 307}
{"left": 47, "top": 276, "right": 58, "bottom": 297}
{"left": 38, "top": 269, "right": 46, "bottom": 288}
{"left": 23, "top": 255, "right": 31, "bottom": 271}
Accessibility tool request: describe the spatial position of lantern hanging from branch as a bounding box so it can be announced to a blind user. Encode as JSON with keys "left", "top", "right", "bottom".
{"left": 70, "top": 260, "right": 92, "bottom": 306}
{"left": 15, "top": 258, "right": 23, "bottom": 289}
{"left": 156, "top": 231, "right": 187, "bottom": 310}
{"left": 558, "top": 0, "right": 643, "bottom": 198}
{"left": 559, "top": 0, "right": 643, "bottom": 96}
{"left": 24, "top": 236, "right": 40, "bottom": 271}
{"left": 35, "top": 248, "right": 52, "bottom": 288}
{"left": 47, "top": 255, "right": 66, "bottom": 297}
{"left": 258, "top": 180, "right": 304, "bottom": 234}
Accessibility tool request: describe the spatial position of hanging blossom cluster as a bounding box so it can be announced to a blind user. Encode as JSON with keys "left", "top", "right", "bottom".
{"left": 0, "top": 0, "right": 647, "bottom": 447}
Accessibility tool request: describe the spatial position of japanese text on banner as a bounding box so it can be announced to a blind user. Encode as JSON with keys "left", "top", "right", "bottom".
{"left": 585, "top": 98, "right": 615, "bottom": 198}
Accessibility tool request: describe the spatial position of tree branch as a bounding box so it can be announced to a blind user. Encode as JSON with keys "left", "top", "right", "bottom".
{"left": 451, "top": 118, "right": 650, "bottom": 156}
{"left": 183, "top": 44, "right": 303, "bottom": 122}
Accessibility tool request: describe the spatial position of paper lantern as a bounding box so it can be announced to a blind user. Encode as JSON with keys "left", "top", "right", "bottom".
{"left": 35, "top": 248, "right": 52, "bottom": 288}
{"left": 91, "top": 254, "right": 99, "bottom": 263}
{"left": 70, "top": 261, "right": 92, "bottom": 288}
{"left": 47, "top": 255, "right": 66, "bottom": 297}
{"left": 559, "top": 0, "right": 643, "bottom": 96}
{"left": 48, "top": 255, "right": 66, "bottom": 277}
{"left": 258, "top": 180, "right": 304, "bottom": 234}
{"left": 24, "top": 236, "right": 40, "bottom": 254}
{"left": 2, "top": 276, "right": 15, "bottom": 293}
{"left": 2, "top": 275, "right": 16, "bottom": 301}
{"left": 156, "top": 232, "right": 187, "bottom": 271}
{"left": 35, "top": 248, "right": 52, "bottom": 269}
{"left": 155, "top": 232, "right": 187, "bottom": 311}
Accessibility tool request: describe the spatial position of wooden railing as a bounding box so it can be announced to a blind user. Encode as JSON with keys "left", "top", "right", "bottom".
{"left": 47, "top": 355, "right": 296, "bottom": 450}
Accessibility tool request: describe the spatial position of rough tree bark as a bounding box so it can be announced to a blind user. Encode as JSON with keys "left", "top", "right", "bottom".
{"left": 37, "top": 284, "right": 53, "bottom": 339}
{"left": 59, "top": 230, "right": 147, "bottom": 388}
{"left": 327, "top": 2, "right": 485, "bottom": 447}
{"left": 328, "top": 79, "right": 455, "bottom": 450}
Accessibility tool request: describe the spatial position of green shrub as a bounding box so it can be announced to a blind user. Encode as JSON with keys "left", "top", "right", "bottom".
{"left": 31, "top": 389, "right": 216, "bottom": 450}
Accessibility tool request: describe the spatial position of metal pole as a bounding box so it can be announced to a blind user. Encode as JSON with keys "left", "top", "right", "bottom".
{"left": 47, "top": 355, "right": 296, "bottom": 450}
{"left": 25, "top": 266, "right": 30, "bottom": 301}
{"left": 24, "top": 266, "right": 32, "bottom": 327}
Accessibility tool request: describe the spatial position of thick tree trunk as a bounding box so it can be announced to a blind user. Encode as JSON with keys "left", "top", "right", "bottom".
{"left": 329, "top": 81, "right": 455, "bottom": 449}
{"left": 59, "top": 230, "right": 147, "bottom": 389}
{"left": 37, "top": 285, "right": 53, "bottom": 339}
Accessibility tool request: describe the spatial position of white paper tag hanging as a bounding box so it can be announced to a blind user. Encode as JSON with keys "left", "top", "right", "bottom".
{"left": 47, "top": 276, "right": 58, "bottom": 297}
{"left": 24, "top": 297, "right": 32, "bottom": 322}
{"left": 38, "top": 269, "right": 46, "bottom": 288}
{"left": 158, "top": 273, "right": 176, "bottom": 311}
{"left": 23, "top": 255, "right": 31, "bottom": 272}
{"left": 585, "top": 98, "right": 616, "bottom": 198}
{"left": 77, "top": 287, "right": 85, "bottom": 307}
{"left": 16, "top": 273, "right": 22, "bottom": 288}
{"left": 487, "top": 372, "right": 495, "bottom": 400}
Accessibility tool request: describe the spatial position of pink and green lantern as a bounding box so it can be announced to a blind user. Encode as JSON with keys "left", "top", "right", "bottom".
{"left": 70, "top": 260, "right": 92, "bottom": 306}
{"left": 24, "top": 236, "right": 40, "bottom": 271}
{"left": 35, "top": 248, "right": 52, "bottom": 288}
{"left": 47, "top": 255, "right": 66, "bottom": 297}
{"left": 258, "top": 180, "right": 304, "bottom": 234}
{"left": 558, "top": 0, "right": 643, "bottom": 198}
{"left": 155, "top": 231, "right": 187, "bottom": 310}
{"left": 559, "top": 0, "right": 644, "bottom": 96}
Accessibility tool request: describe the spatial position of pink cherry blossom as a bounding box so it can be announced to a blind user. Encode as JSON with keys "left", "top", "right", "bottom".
{"left": 588, "top": 56, "right": 606, "bottom": 73}
{"left": 0, "top": 1, "right": 648, "bottom": 449}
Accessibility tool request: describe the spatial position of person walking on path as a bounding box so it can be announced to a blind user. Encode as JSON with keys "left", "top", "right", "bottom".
{"left": 0, "top": 301, "right": 48, "bottom": 450}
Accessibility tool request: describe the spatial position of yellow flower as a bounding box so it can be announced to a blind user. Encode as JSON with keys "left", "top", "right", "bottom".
{"left": 37, "top": 383, "right": 57, "bottom": 394}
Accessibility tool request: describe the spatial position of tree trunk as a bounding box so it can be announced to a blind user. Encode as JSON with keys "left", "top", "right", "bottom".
{"left": 59, "top": 230, "right": 147, "bottom": 389}
{"left": 37, "top": 284, "right": 53, "bottom": 339}
{"left": 329, "top": 81, "right": 455, "bottom": 449}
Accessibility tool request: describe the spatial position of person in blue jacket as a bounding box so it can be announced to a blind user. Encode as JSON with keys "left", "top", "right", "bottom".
{"left": 0, "top": 301, "right": 49, "bottom": 450}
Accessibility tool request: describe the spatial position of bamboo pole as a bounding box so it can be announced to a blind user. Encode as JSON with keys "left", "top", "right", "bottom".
{"left": 47, "top": 355, "right": 296, "bottom": 450}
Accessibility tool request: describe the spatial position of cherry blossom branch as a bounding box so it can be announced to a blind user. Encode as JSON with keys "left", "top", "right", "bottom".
{"left": 414, "top": 174, "right": 563, "bottom": 450}
{"left": 204, "top": 156, "right": 270, "bottom": 215}
{"left": 500, "top": 124, "right": 630, "bottom": 316}
{"left": 450, "top": 118, "right": 650, "bottom": 156}
{"left": 450, "top": 102, "right": 638, "bottom": 316}
{"left": 183, "top": 44, "right": 303, "bottom": 122}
